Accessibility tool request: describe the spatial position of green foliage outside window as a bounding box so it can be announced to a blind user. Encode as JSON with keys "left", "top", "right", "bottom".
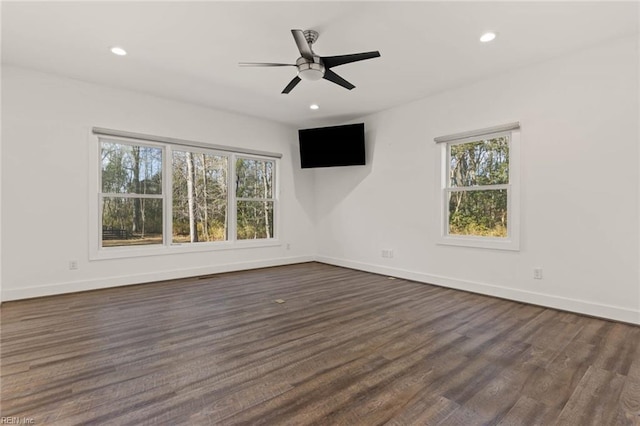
{"left": 448, "top": 137, "right": 509, "bottom": 237}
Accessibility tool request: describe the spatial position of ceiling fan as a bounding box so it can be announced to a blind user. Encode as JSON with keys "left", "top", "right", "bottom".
{"left": 239, "top": 29, "right": 381, "bottom": 94}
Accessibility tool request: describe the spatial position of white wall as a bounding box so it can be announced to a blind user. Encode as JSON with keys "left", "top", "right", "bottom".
{"left": 0, "top": 43, "right": 3, "bottom": 303}
{"left": 315, "top": 36, "right": 640, "bottom": 324}
{"left": 1, "top": 66, "right": 316, "bottom": 300}
{"left": 3, "top": 37, "right": 639, "bottom": 325}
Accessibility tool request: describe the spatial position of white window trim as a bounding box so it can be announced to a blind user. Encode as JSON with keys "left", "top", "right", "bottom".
{"left": 435, "top": 127, "right": 520, "bottom": 251}
{"left": 89, "top": 133, "right": 280, "bottom": 261}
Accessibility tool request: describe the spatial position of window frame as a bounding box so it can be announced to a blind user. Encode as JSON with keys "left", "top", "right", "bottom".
{"left": 97, "top": 137, "right": 168, "bottom": 252}
{"left": 437, "top": 129, "right": 520, "bottom": 251}
{"left": 89, "top": 135, "right": 280, "bottom": 260}
{"left": 234, "top": 155, "right": 278, "bottom": 242}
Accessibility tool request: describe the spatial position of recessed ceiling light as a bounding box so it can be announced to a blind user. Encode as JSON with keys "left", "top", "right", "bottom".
{"left": 110, "top": 46, "right": 127, "bottom": 56}
{"left": 309, "top": 104, "right": 319, "bottom": 110}
{"left": 480, "top": 32, "right": 497, "bottom": 43}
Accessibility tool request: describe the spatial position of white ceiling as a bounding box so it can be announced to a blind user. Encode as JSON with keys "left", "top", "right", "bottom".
{"left": 2, "top": 1, "right": 638, "bottom": 128}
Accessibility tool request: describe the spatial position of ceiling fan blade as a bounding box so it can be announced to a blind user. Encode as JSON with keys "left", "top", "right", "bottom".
{"left": 323, "top": 70, "right": 355, "bottom": 90}
{"left": 291, "top": 29, "right": 314, "bottom": 60}
{"left": 282, "top": 76, "right": 302, "bottom": 94}
{"left": 321, "top": 51, "right": 381, "bottom": 69}
{"left": 239, "top": 62, "right": 296, "bottom": 67}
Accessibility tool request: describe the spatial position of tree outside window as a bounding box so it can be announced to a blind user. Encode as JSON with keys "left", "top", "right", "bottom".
{"left": 172, "top": 151, "right": 228, "bottom": 243}
{"left": 447, "top": 137, "right": 509, "bottom": 237}
{"left": 235, "top": 158, "right": 275, "bottom": 240}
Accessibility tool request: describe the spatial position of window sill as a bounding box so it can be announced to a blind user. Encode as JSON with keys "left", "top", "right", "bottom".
{"left": 437, "top": 235, "right": 519, "bottom": 251}
{"left": 90, "top": 239, "right": 281, "bottom": 261}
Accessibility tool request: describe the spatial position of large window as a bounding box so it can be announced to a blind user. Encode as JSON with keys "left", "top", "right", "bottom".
{"left": 437, "top": 125, "right": 520, "bottom": 250}
{"left": 95, "top": 136, "right": 278, "bottom": 256}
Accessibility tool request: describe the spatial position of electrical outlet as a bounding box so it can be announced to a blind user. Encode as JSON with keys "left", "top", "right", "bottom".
{"left": 286, "top": 243, "right": 291, "bottom": 250}
{"left": 533, "top": 268, "right": 543, "bottom": 280}
{"left": 381, "top": 249, "right": 394, "bottom": 258}
{"left": 69, "top": 260, "right": 79, "bottom": 270}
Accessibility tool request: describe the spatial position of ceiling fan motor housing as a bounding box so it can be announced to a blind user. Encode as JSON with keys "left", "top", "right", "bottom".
{"left": 296, "top": 56, "right": 325, "bottom": 81}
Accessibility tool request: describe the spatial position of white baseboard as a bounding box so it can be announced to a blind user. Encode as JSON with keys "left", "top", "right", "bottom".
{"left": 316, "top": 256, "right": 640, "bottom": 325}
{"left": 1, "top": 255, "right": 315, "bottom": 301}
{"left": 4, "top": 254, "right": 638, "bottom": 326}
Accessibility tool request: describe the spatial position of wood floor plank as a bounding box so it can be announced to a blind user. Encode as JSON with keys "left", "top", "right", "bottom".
{"left": 619, "top": 340, "right": 640, "bottom": 424}
{"left": 555, "top": 366, "right": 628, "bottom": 425}
{"left": 496, "top": 395, "right": 558, "bottom": 426}
{"left": 1, "top": 262, "right": 638, "bottom": 425}
{"left": 384, "top": 395, "right": 460, "bottom": 426}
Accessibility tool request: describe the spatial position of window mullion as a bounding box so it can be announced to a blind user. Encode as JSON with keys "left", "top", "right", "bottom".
{"left": 164, "top": 145, "right": 172, "bottom": 246}
{"left": 236, "top": 197, "right": 276, "bottom": 202}
{"left": 445, "top": 184, "right": 510, "bottom": 192}
{"left": 443, "top": 187, "right": 450, "bottom": 237}
{"left": 101, "top": 193, "right": 164, "bottom": 199}
{"left": 229, "top": 153, "right": 237, "bottom": 242}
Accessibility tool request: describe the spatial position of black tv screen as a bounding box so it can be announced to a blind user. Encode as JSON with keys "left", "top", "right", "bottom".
{"left": 298, "top": 123, "right": 365, "bottom": 168}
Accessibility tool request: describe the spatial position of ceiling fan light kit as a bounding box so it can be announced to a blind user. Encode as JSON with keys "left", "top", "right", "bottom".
{"left": 296, "top": 57, "right": 325, "bottom": 81}
{"left": 240, "top": 29, "right": 381, "bottom": 94}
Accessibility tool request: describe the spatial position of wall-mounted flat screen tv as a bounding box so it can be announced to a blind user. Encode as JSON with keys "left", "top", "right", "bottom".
{"left": 298, "top": 123, "right": 365, "bottom": 168}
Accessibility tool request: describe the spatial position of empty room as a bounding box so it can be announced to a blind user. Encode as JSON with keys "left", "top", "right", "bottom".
{"left": 1, "top": 1, "right": 639, "bottom": 424}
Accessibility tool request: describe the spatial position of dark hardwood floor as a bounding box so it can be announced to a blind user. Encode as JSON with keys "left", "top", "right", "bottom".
{"left": 1, "top": 262, "right": 639, "bottom": 425}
